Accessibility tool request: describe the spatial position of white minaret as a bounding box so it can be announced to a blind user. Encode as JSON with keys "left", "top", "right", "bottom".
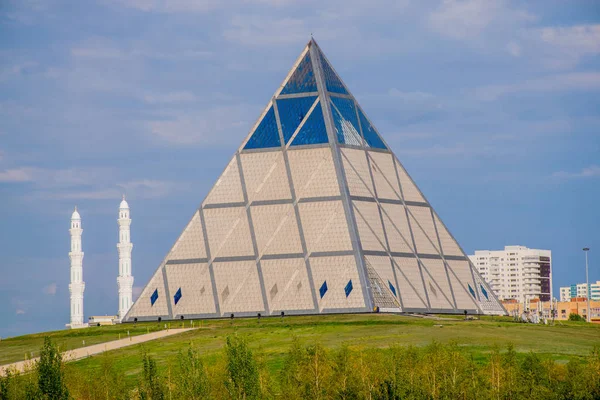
{"left": 117, "top": 195, "right": 134, "bottom": 321}
{"left": 68, "top": 207, "right": 85, "bottom": 328}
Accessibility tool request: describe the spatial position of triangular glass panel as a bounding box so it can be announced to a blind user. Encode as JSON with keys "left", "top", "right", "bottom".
{"left": 357, "top": 107, "right": 387, "bottom": 150}
{"left": 244, "top": 106, "right": 280, "bottom": 150}
{"left": 318, "top": 48, "right": 348, "bottom": 94}
{"left": 280, "top": 52, "right": 318, "bottom": 95}
{"left": 290, "top": 102, "right": 329, "bottom": 146}
{"left": 330, "top": 97, "right": 364, "bottom": 146}
{"left": 276, "top": 96, "right": 317, "bottom": 143}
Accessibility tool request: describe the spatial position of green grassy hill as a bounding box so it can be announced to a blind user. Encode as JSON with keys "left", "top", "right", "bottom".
{"left": 3, "top": 314, "right": 599, "bottom": 385}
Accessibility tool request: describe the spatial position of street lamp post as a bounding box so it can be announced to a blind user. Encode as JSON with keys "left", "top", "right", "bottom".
{"left": 583, "top": 248, "right": 590, "bottom": 323}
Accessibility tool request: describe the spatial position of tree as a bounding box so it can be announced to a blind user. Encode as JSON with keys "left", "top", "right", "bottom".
{"left": 224, "top": 335, "right": 261, "bottom": 399}
{"left": 138, "top": 352, "right": 165, "bottom": 400}
{"left": 175, "top": 347, "right": 210, "bottom": 399}
{"left": 36, "top": 336, "right": 69, "bottom": 400}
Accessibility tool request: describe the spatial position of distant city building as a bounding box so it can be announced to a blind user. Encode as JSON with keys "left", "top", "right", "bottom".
{"left": 88, "top": 315, "right": 118, "bottom": 326}
{"left": 469, "top": 245, "right": 552, "bottom": 303}
{"left": 502, "top": 298, "right": 600, "bottom": 323}
{"left": 559, "top": 281, "right": 600, "bottom": 302}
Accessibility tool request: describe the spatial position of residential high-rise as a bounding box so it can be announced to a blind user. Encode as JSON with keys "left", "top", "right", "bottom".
{"left": 68, "top": 207, "right": 85, "bottom": 328}
{"left": 124, "top": 39, "right": 506, "bottom": 322}
{"left": 469, "top": 245, "right": 552, "bottom": 303}
{"left": 117, "top": 196, "right": 134, "bottom": 321}
{"left": 559, "top": 281, "right": 600, "bottom": 301}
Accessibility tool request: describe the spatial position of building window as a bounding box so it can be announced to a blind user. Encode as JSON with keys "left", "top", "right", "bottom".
{"left": 151, "top": 289, "right": 159, "bottom": 306}
{"left": 344, "top": 280, "right": 353, "bottom": 298}
{"left": 319, "top": 281, "right": 328, "bottom": 299}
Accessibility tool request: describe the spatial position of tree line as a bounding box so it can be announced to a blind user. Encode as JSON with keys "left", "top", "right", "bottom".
{"left": 1, "top": 336, "right": 599, "bottom": 399}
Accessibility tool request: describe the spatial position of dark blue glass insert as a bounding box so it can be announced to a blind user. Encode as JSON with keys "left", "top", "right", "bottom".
{"left": 277, "top": 96, "right": 317, "bottom": 144}
{"left": 357, "top": 107, "right": 387, "bottom": 150}
{"left": 291, "top": 102, "right": 329, "bottom": 146}
{"left": 244, "top": 106, "right": 280, "bottom": 150}
{"left": 319, "top": 281, "right": 328, "bottom": 299}
{"left": 150, "top": 289, "right": 158, "bottom": 306}
{"left": 344, "top": 280, "right": 353, "bottom": 297}
{"left": 174, "top": 288, "right": 182, "bottom": 305}
{"left": 388, "top": 280, "right": 397, "bottom": 297}
{"left": 280, "top": 52, "right": 318, "bottom": 95}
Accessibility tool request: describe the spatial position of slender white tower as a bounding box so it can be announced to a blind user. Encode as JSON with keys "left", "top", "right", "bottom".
{"left": 68, "top": 207, "right": 85, "bottom": 328}
{"left": 117, "top": 195, "right": 134, "bottom": 321}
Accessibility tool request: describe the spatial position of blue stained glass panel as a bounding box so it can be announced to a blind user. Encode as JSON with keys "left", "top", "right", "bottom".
{"left": 276, "top": 96, "right": 317, "bottom": 143}
{"left": 244, "top": 106, "right": 280, "bottom": 149}
{"left": 150, "top": 289, "right": 158, "bottom": 306}
{"left": 468, "top": 284, "right": 476, "bottom": 299}
{"left": 280, "top": 53, "right": 318, "bottom": 95}
{"left": 331, "top": 98, "right": 363, "bottom": 146}
{"left": 319, "top": 49, "right": 348, "bottom": 94}
{"left": 319, "top": 281, "right": 328, "bottom": 299}
{"left": 480, "top": 284, "right": 489, "bottom": 300}
{"left": 388, "top": 280, "right": 397, "bottom": 297}
{"left": 344, "top": 280, "right": 353, "bottom": 297}
{"left": 291, "top": 103, "right": 329, "bottom": 146}
{"left": 174, "top": 288, "right": 182, "bottom": 305}
{"left": 358, "top": 108, "right": 387, "bottom": 150}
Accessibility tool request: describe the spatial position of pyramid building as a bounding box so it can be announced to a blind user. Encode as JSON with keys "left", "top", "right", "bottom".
{"left": 124, "top": 39, "right": 506, "bottom": 322}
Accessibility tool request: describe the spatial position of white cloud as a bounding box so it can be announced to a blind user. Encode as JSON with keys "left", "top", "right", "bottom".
{"left": 43, "top": 283, "right": 57, "bottom": 296}
{"left": 223, "top": 15, "right": 308, "bottom": 46}
{"left": 117, "top": 179, "right": 183, "bottom": 199}
{"left": 110, "top": 0, "right": 222, "bottom": 13}
{"left": 147, "top": 104, "right": 256, "bottom": 146}
{"left": 15, "top": 309, "right": 26, "bottom": 315}
{"left": 0, "top": 168, "right": 34, "bottom": 182}
{"left": 506, "top": 41, "right": 521, "bottom": 57}
{"left": 552, "top": 165, "right": 600, "bottom": 179}
{"left": 428, "top": 0, "right": 535, "bottom": 40}
{"left": 474, "top": 72, "right": 600, "bottom": 101}
{"left": 530, "top": 24, "right": 600, "bottom": 69}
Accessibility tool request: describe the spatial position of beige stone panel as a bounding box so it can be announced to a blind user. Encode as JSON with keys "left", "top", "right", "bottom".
{"left": 365, "top": 255, "right": 399, "bottom": 300}
{"left": 381, "top": 203, "right": 414, "bottom": 253}
{"left": 261, "top": 258, "right": 314, "bottom": 312}
{"left": 167, "top": 211, "right": 206, "bottom": 260}
{"left": 288, "top": 147, "right": 340, "bottom": 199}
{"left": 407, "top": 206, "right": 439, "bottom": 255}
{"left": 251, "top": 204, "right": 302, "bottom": 256}
{"left": 165, "top": 263, "right": 215, "bottom": 316}
{"left": 310, "top": 256, "right": 366, "bottom": 310}
{"left": 341, "top": 148, "right": 374, "bottom": 197}
{"left": 353, "top": 200, "right": 386, "bottom": 252}
{"left": 395, "top": 159, "right": 425, "bottom": 202}
{"left": 299, "top": 201, "right": 352, "bottom": 253}
{"left": 433, "top": 213, "right": 463, "bottom": 256}
{"left": 213, "top": 261, "right": 264, "bottom": 314}
{"left": 204, "top": 158, "right": 244, "bottom": 205}
{"left": 392, "top": 257, "right": 428, "bottom": 309}
{"left": 368, "top": 152, "right": 401, "bottom": 201}
{"left": 446, "top": 260, "right": 478, "bottom": 310}
{"left": 128, "top": 267, "right": 169, "bottom": 318}
{"left": 420, "top": 258, "right": 454, "bottom": 310}
{"left": 241, "top": 151, "right": 291, "bottom": 202}
{"left": 204, "top": 207, "right": 254, "bottom": 258}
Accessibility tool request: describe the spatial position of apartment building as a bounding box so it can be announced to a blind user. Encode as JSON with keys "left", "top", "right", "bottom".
{"left": 469, "top": 245, "right": 552, "bottom": 303}
{"left": 559, "top": 281, "right": 600, "bottom": 302}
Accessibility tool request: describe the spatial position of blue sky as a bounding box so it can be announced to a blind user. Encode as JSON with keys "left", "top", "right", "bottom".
{"left": 0, "top": 0, "right": 598, "bottom": 337}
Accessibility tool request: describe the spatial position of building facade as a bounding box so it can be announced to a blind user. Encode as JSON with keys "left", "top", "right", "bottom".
{"left": 559, "top": 281, "right": 600, "bottom": 301}
{"left": 503, "top": 298, "right": 600, "bottom": 323}
{"left": 123, "top": 39, "right": 506, "bottom": 323}
{"left": 469, "top": 245, "right": 552, "bottom": 303}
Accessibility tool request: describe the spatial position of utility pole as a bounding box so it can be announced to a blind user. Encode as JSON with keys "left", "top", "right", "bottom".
{"left": 584, "top": 248, "right": 590, "bottom": 323}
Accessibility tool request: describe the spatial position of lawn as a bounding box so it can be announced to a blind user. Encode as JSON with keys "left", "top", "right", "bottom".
{"left": 3, "top": 313, "right": 599, "bottom": 387}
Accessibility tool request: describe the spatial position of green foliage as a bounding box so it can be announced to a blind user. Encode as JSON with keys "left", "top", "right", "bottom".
{"left": 137, "top": 352, "right": 165, "bottom": 400}
{"left": 569, "top": 313, "right": 586, "bottom": 322}
{"left": 224, "top": 335, "right": 262, "bottom": 399}
{"left": 34, "top": 337, "right": 69, "bottom": 400}
{"left": 173, "top": 347, "right": 209, "bottom": 399}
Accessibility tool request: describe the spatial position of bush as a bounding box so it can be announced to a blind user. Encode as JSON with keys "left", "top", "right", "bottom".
{"left": 569, "top": 313, "right": 586, "bottom": 322}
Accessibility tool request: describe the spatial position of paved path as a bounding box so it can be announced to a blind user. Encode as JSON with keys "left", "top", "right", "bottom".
{"left": 0, "top": 328, "right": 194, "bottom": 376}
